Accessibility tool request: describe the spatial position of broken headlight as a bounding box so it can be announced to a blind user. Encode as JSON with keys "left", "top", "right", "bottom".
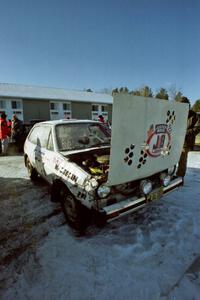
{"left": 97, "top": 184, "right": 111, "bottom": 198}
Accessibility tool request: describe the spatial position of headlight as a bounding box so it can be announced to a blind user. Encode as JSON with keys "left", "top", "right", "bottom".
{"left": 97, "top": 184, "right": 111, "bottom": 198}
{"left": 160, "top": 173, "right": 171, "bottom": 187}
{"left": 140, "top": 180, "right": 152, "bottom": 195}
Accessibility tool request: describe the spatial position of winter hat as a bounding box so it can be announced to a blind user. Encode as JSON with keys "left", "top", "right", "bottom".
{"left": 179, "top": 97, "right": 190, "bottom": 104}
{"left": 1, "top": 112, "right": 7, "bottom": 119}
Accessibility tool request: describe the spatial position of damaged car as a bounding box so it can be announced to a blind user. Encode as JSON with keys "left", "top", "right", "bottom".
{"left": 24, "top": 95, "right": 189, "bottom": 230}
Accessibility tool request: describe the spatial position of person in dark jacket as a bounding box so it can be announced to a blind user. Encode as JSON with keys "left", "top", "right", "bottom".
{"left": 11, "top": 114, "right": 24, "bottom": 152}
{"left": 176, "top": 97, "right": 200, "bottom": 178}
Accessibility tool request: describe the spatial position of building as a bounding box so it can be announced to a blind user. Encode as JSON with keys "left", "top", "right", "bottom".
{"left": 0, "top": 83, "right": 113, "bottom": 123}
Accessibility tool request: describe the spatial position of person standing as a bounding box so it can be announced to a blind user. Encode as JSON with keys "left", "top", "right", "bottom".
{"left": 176, "top": 97, "right": 200, "bottom": 178}
{"left": 98, "top": 115, "right": 105, "bottom": 123}
{"left": 0, "top": 113, "right": 9, "bottom": 155}
{"left": 7, "top": 119, "right": 12, "bottom": 138}
{"left": 11, "top": 114, "right": 24, "bottom": 152}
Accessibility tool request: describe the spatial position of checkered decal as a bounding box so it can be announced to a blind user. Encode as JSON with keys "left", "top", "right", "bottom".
{"left": 124, "top": 144, "right": 135, "bottom": 166}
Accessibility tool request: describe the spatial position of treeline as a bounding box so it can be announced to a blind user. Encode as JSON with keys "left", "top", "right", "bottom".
{"left": 85, "top": 86, "right": 200, "bottom": 112}
{"left": 112, "top": 86, "right": 181, "bottom": 101}
{"left": 111, "top": 86, "right": 200, "bottom": 112}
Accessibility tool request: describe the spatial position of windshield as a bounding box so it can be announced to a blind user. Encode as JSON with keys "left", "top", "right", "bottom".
{"left": 56, "top": 122, "right": 111, "bottom": 151}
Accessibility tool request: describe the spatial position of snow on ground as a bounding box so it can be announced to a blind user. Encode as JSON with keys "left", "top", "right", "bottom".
{"left": 1, "top": 152, "right": 200, "bottom": 299}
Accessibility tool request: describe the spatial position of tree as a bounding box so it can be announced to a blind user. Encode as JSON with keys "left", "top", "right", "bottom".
{"left": 155, "top": 88, "right": 169, "bottom": 100}
{"left": 112, "top": 88, "right": 119, "bottom": 96}
{"left": 112, "top": 86, "right": 129, "bottom": 95}
{"left": 130, "top": 86, "right": 153, "bottom": 97}
{"left": 192, "top": 99, "right": 200, "bottom": 112}
{"left": 174, "top": 91, "right": 183, "bottom": 102}
{"left": 168, "top": 84, "right": 183, "bottom": 101}
{"left": 119, "top": 86, "right": 129, "bottom": 93}
{"left": 129, "top": 89, "right": 141, "bottom": 96}
{"left": 142, "top": 86, "right": 153, "bottom": 97}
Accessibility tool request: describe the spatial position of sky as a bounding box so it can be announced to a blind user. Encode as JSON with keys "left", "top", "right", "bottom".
{"left": 0, "top": 0, "right": 200, "bottom": 103}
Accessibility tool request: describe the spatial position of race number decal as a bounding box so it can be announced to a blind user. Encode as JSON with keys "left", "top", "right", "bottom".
{"left": 146, "top": 124, "right": 171, "bottom": 158}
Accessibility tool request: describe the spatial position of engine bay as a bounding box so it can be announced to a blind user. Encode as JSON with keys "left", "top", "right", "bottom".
{"left": 67, "top": 148, "right": 110, "bottom": 178}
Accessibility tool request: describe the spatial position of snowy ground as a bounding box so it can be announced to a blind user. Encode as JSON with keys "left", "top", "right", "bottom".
{"left": 1, "top": 152, "right": 200, "bottom": 300}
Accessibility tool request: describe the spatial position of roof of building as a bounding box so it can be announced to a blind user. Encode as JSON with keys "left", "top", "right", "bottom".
{"left": 0, "top": 83, "right": 113, "bottom": 104}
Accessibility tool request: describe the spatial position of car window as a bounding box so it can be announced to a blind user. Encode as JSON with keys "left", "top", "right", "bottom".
{"left": 28, "top": 125, "right": 51, "bottom": 148}
{"left": 55, "top": 123, "right": 111, "bottom": 151}
{"left": 47, "top": 131, "right": 54, "bottom": 151}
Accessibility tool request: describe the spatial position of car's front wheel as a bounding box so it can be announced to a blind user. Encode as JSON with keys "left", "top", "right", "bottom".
{"left": 26, "top": 157, "right": 38, "bottom": 181}
{"left": 59, "top": 185, "right": 90, "bottom": 231}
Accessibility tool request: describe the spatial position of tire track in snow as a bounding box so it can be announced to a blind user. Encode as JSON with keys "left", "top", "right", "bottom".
{"left": 0, "top": 155, "right": 65, "bottom": 290}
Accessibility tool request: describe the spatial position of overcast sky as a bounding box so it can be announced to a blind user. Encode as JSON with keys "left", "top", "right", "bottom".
{"left": 0, "top": 0, "right": 199, "bottom": 103}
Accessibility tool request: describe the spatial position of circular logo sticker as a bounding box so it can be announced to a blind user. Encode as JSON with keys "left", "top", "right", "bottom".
{"left": 146, "top": 124, "right": 171, "bottom": 157}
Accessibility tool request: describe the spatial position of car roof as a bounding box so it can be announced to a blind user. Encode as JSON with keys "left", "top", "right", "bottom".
{"left": 35, "top": 119, "right": 101, "bottom": 126}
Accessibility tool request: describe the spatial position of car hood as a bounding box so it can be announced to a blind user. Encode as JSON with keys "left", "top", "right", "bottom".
{"left": 106, "top": 95, "right": 189, "bottom": 186}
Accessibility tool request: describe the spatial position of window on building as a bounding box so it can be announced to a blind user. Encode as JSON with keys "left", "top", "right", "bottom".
{"left": 63, "top": 103, "right": 71, "bottom": 111}
{"left": 62, "top": 102, "right": 71, "bottom": 119}
{"left": 92, "top": 105, "right": 99, "bottom": 112}
{"left": 51, "top": 111, "right": 59, "bottom": 115}
{"left": 64, "top": 112, "right": 71, "bottom": 119}
{"left": 0, "top": 100, "right": 6, "bottom": 109}
{"left": 13, "top": 111, "right": 22, "bottom": 116}
{"left": 11, "top": 100, "right": 21, "bottom": 109}
{"left": 50, "top": 102, "right": 59, "bottom": 110}
{"left": 101, "top": 105, "right": 107, "bottom": 112}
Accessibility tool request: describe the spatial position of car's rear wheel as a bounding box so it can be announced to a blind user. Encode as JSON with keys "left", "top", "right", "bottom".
{"left": 26, "top": 157, "right": 38, "bottom": 181}
{"left": 59, "top": 185, "right": 90, "bottom": 231}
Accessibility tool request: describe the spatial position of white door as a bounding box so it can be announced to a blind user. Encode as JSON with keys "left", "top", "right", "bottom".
{"left": 92, "top": 104, "right": 108, "bottom": 122}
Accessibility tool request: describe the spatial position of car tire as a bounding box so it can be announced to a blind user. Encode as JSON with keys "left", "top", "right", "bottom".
{"left": 59, "top": 185, "right": 90, "bottom": 231}
{"left": 26, "top": 157, "right": 38, "bottom": 181}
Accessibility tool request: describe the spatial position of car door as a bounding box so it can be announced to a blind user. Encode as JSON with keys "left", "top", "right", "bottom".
{"left": 27, "top": 125, "right": 45, "bottom": 175}
{"left": 42, "top": 129, "right": 56, "bottom": 183}
{"left": 33, "top": 125, "right": 51, "bottom": 177}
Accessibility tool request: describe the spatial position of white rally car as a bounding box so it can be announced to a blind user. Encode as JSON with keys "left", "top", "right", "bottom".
{"left": 24, "top": 95, "right": 189, "bottom": 230}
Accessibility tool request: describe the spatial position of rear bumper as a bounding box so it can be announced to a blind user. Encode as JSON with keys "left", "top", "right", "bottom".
{"left": 100, "top": 177, "right": 183, "bottom": 222}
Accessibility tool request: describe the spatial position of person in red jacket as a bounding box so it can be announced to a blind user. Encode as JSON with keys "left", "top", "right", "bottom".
{"left": 7, "top": 119, "right": 12, "bottom": 137}
{"left": 98, "top": 115, "right": 105, "bottom": 123}
{"left": 0, "top": 112, "right": 9, "bottom": 155}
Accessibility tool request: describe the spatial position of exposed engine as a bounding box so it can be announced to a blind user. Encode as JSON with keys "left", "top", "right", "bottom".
{"left": 67, "top": 148, "right": 110, "bottom": 178}
{"left": 82, "top": 154, "right": 109, "bottom": 175}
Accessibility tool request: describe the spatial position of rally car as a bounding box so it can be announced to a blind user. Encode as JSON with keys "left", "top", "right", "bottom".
{"left": 24, "top": 95, "right": 189, "bottom": 230}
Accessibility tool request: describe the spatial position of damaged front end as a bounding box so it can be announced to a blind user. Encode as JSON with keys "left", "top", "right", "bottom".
{"left": 67, "top": 148, "right": 183, "bottom": 222}
{"left": 96, "top": 173, "right": 183, "bottom": 222}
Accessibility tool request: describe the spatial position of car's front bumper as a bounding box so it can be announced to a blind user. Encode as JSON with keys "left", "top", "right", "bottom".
{"left": 100, "top": 176, "right": 183, "bottom": 222}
